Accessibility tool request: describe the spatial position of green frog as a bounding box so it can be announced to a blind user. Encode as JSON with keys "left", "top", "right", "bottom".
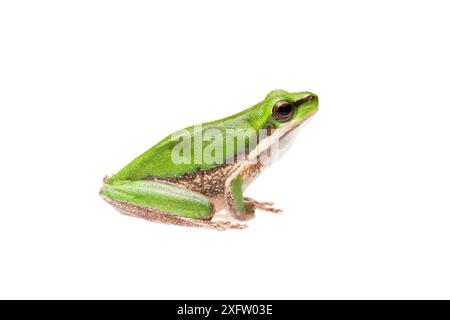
{"left": 101, "top": 89, "right": 318, "bottom": 230}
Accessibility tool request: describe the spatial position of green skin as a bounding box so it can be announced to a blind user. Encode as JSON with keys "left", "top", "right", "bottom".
{"left": 101, "top": 89, "right": 318, "bottom": 230}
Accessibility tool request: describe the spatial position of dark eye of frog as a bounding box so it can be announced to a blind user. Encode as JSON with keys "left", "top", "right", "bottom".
{"left": 272, "top": 100, "right": 294, "bottom": 122}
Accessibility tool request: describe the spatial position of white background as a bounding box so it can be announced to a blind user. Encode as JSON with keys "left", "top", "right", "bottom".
{"left": 1, "top": 1, "right": 449, "bottom": 299}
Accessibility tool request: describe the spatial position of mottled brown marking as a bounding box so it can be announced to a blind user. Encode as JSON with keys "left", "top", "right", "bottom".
{"left": 145, "top": 164, "right": 237, "bottom": 198}
{"left": 239, "top": 161, "right": 264, "bottom": 188}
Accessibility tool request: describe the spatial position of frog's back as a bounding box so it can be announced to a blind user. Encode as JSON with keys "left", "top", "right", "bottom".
{"left": 107, "top": 102, "right": 267, "bottom": 183}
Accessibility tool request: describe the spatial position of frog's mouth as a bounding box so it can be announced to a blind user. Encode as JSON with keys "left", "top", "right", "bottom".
{"left": 279, "top": 107, "right": 318, "bottom": 141}
{"left": 276, "top": 108, "right": 318, "bottom": 154}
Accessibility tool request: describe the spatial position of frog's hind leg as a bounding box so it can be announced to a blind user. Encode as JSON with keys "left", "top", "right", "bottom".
{"left": 102, "top": 196, "right": 247, "bottom": 231}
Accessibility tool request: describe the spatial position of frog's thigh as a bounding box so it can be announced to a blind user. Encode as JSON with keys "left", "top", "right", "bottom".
{"left": 101, "top": 180, "right": 214, "bottom": 219}
{"left": 102, "top": 192, "right": 247, "bottom": 230}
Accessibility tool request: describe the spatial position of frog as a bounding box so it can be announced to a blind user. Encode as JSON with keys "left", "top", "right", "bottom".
{"left": 100, "top": 89, "right": 318, "bottom": 230}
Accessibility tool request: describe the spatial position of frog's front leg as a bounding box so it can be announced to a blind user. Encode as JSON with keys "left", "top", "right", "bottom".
{"left": 101, "top": 180, "right": 246, "bottom": 230}
{"left": 224, "top": 167, "right": 282, "bottom": 221}
{"left": 224, "top": 174, "right": 261, "bottom": 221}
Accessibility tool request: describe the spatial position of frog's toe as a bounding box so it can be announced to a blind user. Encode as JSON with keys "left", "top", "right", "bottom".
{"left": 244, "top": 197, "right": 283, "bottom": 214}
{"left": 212, "top": 221, "right": 248, "bottom": 231}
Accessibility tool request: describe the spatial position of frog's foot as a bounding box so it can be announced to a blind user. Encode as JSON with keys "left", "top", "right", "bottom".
{"left": 244, "top": 197, "right": 283, "bottom": 214}
{"left": 210, "top": 212, "right": 248, "bottom": 230}
{"left": 210, "top": 221, "right": 248, "bottom": 231}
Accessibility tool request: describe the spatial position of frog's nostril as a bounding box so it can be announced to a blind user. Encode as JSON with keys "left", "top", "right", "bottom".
{"left": 307, "top": 93, "right": 318, "bottom": 102}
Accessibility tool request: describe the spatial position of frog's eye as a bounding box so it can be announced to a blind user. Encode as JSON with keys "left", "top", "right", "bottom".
{"left": 272, "top": 100, "right": 294, "bottom": 122}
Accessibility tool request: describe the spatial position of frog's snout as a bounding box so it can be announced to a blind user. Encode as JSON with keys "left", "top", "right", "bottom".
{"left": 305, "top": 93, "right": 319, "bottom": 106}
{"left": 294, "top": 93, "right": 318, "bottom": 108}
{"left": 310, "top": 93, "right": 319, "bottom": 110}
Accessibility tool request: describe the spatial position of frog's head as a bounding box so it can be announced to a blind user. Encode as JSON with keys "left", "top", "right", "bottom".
{"left": 260, "top": 89, "right": 318, "bottom": 135}
{"left": 245, "top": 89, "right": 318, "bottom": 162}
